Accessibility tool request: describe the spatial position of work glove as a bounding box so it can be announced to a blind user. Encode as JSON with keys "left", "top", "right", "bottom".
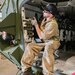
{"left": 31, "top": 17, "right": 38, "bottom": 26}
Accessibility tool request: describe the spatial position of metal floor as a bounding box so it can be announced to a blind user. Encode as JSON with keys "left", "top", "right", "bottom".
{"left": 0, "top": 56, "right": 18, "bottom": 75}
{"left": 0, "top": 52, "right": 75, "bottom": 75}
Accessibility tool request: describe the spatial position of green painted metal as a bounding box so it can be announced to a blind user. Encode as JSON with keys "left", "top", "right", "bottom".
{"left": 0, "top": 13, "right": 16, "bottom": 35}
{"left": 0, "top": 12, "right": 23, "bottom": 71}
{"left": 15, "top": 12, "right": 22, "bottom": 40}
{"left": 0, "top": 44, "right": 23, "bottom": 69}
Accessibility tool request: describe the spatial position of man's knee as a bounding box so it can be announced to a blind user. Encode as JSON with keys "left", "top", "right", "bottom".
{"left": 26, "top": 43, "right": 33, "bottom": 49}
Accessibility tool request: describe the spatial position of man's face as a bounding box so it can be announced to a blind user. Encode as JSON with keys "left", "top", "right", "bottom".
{"left": 43, "top": 10, "right": 53, "bottom": 18}
{"left": 43, "top": 10, "right": 50, "bottom": 18}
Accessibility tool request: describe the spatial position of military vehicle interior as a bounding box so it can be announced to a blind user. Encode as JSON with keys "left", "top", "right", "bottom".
{"left": 21, "top": 0, "right": 75, "bottom": 52}
{"left": 0, "top": 0, "right": 75, "bottom": 75}
{"left": 21, "top": 1, "right": 75, "bottom": 74}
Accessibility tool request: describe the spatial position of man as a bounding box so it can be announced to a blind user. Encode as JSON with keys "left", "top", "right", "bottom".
{"left": 0, "top": 31, "right": 15, "bottom": 45}
{"left": 21, "top": 4, "right": 60, "bottom": 75}
{"left": 0, "top": 31, "right": 7, "bottom": 40}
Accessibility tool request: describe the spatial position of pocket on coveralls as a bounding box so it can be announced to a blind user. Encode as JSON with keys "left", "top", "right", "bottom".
{"left": 53, "top": 41, "right": 60, "bottom": 50}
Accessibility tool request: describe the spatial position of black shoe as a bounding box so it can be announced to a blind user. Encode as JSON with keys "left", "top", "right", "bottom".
{"left": 54, "top": 69, "right": 67, "bottom": 75}
{"left": 59, "top": 73, "right": 67, "bottom": 75}
{"left": 23, "top": 68, "right": 33, "bottom": 75}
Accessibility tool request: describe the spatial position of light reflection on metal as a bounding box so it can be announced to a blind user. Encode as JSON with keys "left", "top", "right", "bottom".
{"left": 0, "top": 11, "right": 2, "bottom": 22}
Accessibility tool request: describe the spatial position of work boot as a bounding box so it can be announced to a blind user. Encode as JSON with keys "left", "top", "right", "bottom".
{"left": 23, "top": 67, "right": 33, "bottom": 75}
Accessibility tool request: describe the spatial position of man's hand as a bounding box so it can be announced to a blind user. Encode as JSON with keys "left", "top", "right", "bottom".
{"left": 0, "top": 31, "right": 2, "bottom": 35}
{"left": 31, "top": 17, "right": 38, "bottom": 26}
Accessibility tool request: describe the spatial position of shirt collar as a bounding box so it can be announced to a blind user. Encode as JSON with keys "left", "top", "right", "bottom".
{"left": 45, "top": 17, "right": 55, "bottom": 23}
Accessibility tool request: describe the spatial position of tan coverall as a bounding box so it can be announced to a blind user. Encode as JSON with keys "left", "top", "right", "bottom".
{"left": 21, "top": 17, "right": 60, "bottom": 75}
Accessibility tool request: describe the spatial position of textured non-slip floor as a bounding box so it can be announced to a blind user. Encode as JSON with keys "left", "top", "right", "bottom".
{"left": 0, "top": 57, "right": 18, "bottom": 75}
{"left": 0, "top": 52, "right": 75, "bottom": 75}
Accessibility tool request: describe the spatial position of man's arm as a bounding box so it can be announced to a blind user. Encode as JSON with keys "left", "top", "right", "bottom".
{"left": 34, "top": 24, "right": 42, "bottom": 39}
{"left": 31, "top": 18, "right": 42, "bottom": 39}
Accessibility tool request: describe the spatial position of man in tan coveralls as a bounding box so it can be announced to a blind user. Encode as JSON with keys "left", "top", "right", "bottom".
{"left": 21, "top": 4, "right": 60, "bottom": 75}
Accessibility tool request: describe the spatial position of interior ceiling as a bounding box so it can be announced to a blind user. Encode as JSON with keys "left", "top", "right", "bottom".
{"left": 22, "top": 0, "right": 75, "bottom": 14}
{"left": 43, "top": 0, "right": 69, "bottom": 2}
{"left": 27, "top": 0, "right": 75, "bottom": 7}
{"left": 22, "top": 0, "right": 75, "bottom": 8}
{"left": 25, "top": 0, "right": 75, "bottom": 17}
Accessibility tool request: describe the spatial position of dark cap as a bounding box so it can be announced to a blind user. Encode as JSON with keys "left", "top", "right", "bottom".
{"left": 42, "top": 4, "right": 59, "bottom": 16}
